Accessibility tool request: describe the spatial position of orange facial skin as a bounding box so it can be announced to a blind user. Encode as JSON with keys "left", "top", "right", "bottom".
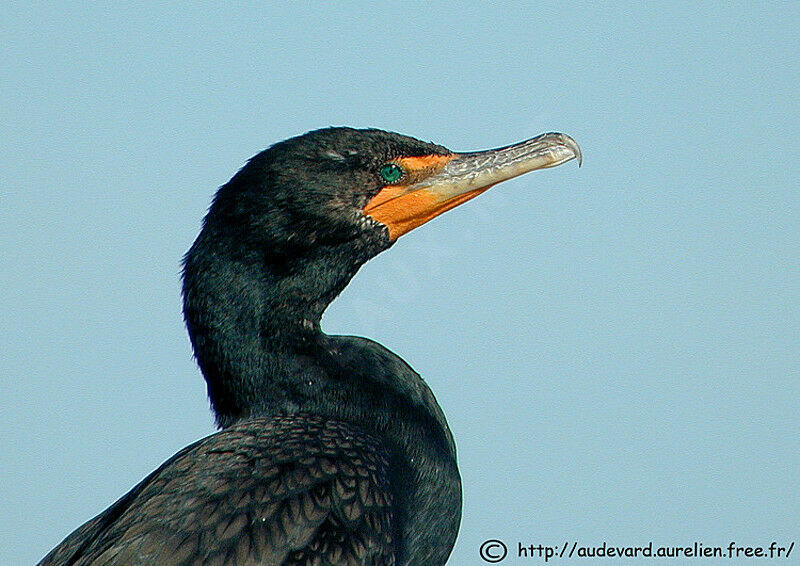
{"left": 363, "top": 154, "right": 493, "bottom": 240}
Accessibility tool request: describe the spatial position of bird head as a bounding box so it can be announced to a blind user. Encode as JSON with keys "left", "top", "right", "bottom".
{"left": 203, "top": 127, "right": 581, "bottom": 259}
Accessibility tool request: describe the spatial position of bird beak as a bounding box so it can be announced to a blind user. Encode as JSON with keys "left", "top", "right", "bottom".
{"left": 363, "top": 132, "right": 582, "bottom": 240}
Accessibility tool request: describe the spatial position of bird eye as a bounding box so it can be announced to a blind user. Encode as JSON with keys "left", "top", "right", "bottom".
{"left": 379, "top": 163, "right": 403, "bottom": 184}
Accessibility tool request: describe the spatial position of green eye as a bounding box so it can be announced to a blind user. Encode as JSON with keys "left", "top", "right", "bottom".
{"left": 379, "top": 163, "right": 403, "bottom": 184}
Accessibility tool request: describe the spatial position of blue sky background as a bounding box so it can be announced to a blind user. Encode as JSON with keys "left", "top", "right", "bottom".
{"left": 2, "top": 3, "right": 798, "bottom": 565}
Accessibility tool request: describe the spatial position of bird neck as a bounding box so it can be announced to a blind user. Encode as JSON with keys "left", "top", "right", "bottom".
{"left": 182, "top": 230, "right": 375, "bottom": 427}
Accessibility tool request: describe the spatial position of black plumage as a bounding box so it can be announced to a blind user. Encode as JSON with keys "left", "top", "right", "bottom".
{"left": 40, "top": 416, "right": 400, "bottom": 565}
{"left": 39, "top": 127, "right": 580, "bottom": 565}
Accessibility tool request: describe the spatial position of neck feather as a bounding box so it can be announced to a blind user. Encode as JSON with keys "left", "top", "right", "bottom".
{"left": 182, "top": 229, "right": 370, "bottom": 426}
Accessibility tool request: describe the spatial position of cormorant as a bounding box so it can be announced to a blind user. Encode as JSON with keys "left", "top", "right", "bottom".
{"left": 39, "top": 127, "right": 580, "bottom": 565}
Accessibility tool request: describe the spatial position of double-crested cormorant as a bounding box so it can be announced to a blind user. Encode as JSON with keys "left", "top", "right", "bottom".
{"left": 40, "top": 127, "right": 580, "bottom": 565}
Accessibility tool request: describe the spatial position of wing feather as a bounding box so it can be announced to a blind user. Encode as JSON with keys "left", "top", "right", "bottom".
{"left": 39, "top": 415, "right": 396, "bottom": 566}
